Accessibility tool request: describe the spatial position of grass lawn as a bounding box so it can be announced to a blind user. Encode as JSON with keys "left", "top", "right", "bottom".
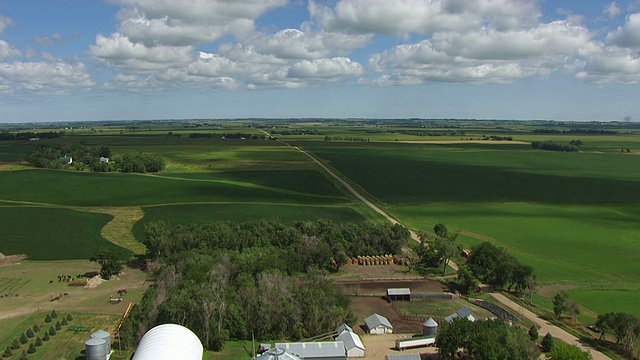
{"left": 567, "top": 289, "right": 640, "bottom": 317}
{"left": 0, "top": 207, "right": 130, "bottom": 260}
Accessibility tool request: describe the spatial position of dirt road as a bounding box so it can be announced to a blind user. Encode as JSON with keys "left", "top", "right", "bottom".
{"left": 490, "top": 293, "right": 610, "bottom": 360}
{"left": 289, "top": 142, "right": 460, "bottom": 271}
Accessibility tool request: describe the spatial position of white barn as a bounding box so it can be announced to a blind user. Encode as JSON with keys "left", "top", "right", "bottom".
{"left": 336, "top": 331, "right": 365, "bottom": 357}
{"left": 364, "top": 313, "right": 393, "bottom": 334}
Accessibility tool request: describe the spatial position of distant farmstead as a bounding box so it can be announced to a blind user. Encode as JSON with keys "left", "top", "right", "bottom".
{"left": 58, "top": 156, "right": 72, "bottom": 164}
{"left": 364, "top": 313, "right": 393, "bottom": 334}
{"left": 99, "top": 157, "right": 109, "bottom": 163}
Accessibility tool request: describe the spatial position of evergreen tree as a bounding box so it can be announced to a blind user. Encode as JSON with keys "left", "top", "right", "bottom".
{"left": 49, "top": 326, "right": 56, "bottom": 336}
{"left": 11, "top": 338, "right": 20, "bottom": 349}
{"left": 43, "top": 332, "right": 50, "bottom": 341}
{"left": 27, "top": 343, "right": 36, "bottom": 354}
{"left": 541, "top": 333, "right": 555, "bottom": 352}
{"left": 2, "top": 346, "right": 12, "bottom": 358}
{"left": 33, "top": 323, "right": 40, "bottom": 332}
{"left": 61, "top": 317, "right": 68, "bottom": 326}
{"left": 55, "top": 321, "right": 62, "bottom": 330}
{"left": 66, "top": 313, "right": 73, "bottom": 321}
{"left": 44, "top": 314, "right": 52, "bottom": 323}
{"left": 20, "top": 333, "right": 28, "bottom": 344}
{"left": 26, "top": 327, "right": 35, "bottom": 338}
{"left": 35, "top": 337, "right": 43, "bottom": 347}
{"left": 19, "top": 350, "right": 28, "bottom": 360}
{"left": 51, "top": 310, "right": 58, "bottom": 319}
{"left": 528, "top": 325, "right": 539, "bottom": 341}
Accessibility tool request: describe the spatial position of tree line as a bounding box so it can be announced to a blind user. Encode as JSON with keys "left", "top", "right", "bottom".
{"left": 25, "top": 144, "right": 164, "bottom": 173}
{"left": 0, "top": 131, "right": 63, "bottom": 141}
{"left": 531, "top": 140, "right": 582, "bottom": 152}
{"left": 120, "top": 219, "right": 410, "bottom": 351}
{"left": 188, "top": 132, "right": 267, "bottom": 140}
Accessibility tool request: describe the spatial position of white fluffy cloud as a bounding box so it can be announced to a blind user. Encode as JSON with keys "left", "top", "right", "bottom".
{"left": 577, "top": 46, "right": 640, "bottom": 84}
{"left": 368, "top": 20, "right": 594, "bottom": 84}
{"left": 0, "top": 40, "right": 20, "bottom": 60}
{"left": 89, "top": 33, "right": 193, "bottom": 70}
{"left": 0, "top": 60, "right": 94, "bottom": 92}
{"left": 606, "top": 13, "right": 640, "bottom": 48}
{"left": 0, "top": 14, "right": 13, "bottom": 34}
{"left": 288, "top": 57, "right": 363, "bottom": 79}
{"left": 311, "top": 0, "right": 540, "bottom": 35}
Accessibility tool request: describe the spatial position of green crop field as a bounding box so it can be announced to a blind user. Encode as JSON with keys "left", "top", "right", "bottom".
{"left": 0, "top": 207, "right": 130, "bottom": 260}
{"left": 299, "top": 139, "right": 640, "bottom": 316}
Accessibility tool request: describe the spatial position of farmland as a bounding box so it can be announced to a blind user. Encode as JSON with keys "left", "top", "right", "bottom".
{"left": 1, "top": 119, "right": 639, "bottom": 357}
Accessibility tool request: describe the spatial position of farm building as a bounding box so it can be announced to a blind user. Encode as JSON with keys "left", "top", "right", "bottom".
{"left": 386, "top": 288, "right": 411, "bottom": 301}
{"left": 444, "top": 306, "right": 476, "bottom": 323}
{"left": 336, "top": 330, "right": 365, "bottom": 357}
{"left": 275, "top": 341, "right": 347, "bottom": 360}
{"left": 336, "top": 323, "right": 353, "bottom": 335}
{"left": 256, "top": 348, "right": 304, "bottom": 360}
{"left": 131, "top": 323, "right": 203, "bottom": 360}
{"left": 385, "top": 354, "right": 421, "bottom": 360}
{"left": 59, "top": 156, "right": 73, "bottom": 164}
{"left": 364, "top": 313, "right": 393, "bottom": 334}
{"left": 99, "top": 157, "right": 109, "bottom": 163}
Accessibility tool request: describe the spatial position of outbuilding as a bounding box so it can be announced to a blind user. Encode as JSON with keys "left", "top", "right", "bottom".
{"left": 364, "top": 313, "right": 393, "bottom": 334}
{"left": 386, "top": 288, "right": 411, "bottom": 301}
{"left": 385, "top": 354, "right": 421, "bottom": 360}
{"left": 275, "top": 341, "right": 347, "bottom": 360}
{"left": 336, "top": 331, "right": 365, "bottom": 357}
{"left": 444, "top": 306, "right": 476, "bottom": 323}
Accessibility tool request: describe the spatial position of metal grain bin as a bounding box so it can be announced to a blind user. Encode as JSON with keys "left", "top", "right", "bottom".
{"left": 85, "top": 338, "right": 108, "bottom": 360}
{"left": 422, "top": 317, "right": 438, "bottom": 336}
{"left": 90, "top": 329, "right": 111, "bottom": 355}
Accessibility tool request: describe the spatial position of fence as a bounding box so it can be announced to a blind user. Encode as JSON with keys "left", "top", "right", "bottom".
{"left": 472, "top": 300, "right": 518, "bottom": 322}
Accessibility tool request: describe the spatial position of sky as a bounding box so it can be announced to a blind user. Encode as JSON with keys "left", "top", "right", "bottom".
{"left": 0, "top": 0, "right": 640, "bottom": 123}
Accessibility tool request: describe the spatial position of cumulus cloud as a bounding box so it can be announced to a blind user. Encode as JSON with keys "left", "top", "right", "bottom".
{"left": 310, "top": 0, "right": 540, "bottom": 35}
{"left": 112, "top": 0, "right": 288, "bottom": 46}
{"left": 606, "top": 13, "right": 640, "bottom": 48}
{"left": 577, "top": 46, "right": 640, "bottom": 84}
{"left": 368, "top": 20, "right": 594, "bottom": 84}
{"left": 0, "top": 40, "right": 21, "bottom": 60}
{"left": 288, "top": 57, "right": 363, "bottom": 79}
{"left": 604, "top": 2, "right": 622, "bottom": 18}
{"left": 0, "top": 60, "right": 94, "bottom": 92}
{"left": 89, "top": 33, "right": 193, "bottom": 70}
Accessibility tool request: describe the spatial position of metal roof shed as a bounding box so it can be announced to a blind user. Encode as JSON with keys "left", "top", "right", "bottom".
{"left": 385, "top": 354, "right": 421, "bottom": 360}
{"left": 364, "top": 313, "right": 393, "bottom": 334}
{"left": 386, "top": 288, "right": 411, "bottom": 301}
{"left": 336, "top": 331, "right": 365, "bottom": 358}
{"left": 336, "top": 323, "right": 353, "bottom": 335}
{"left": 275, "top": 341, "right": 347, "bottom": 360}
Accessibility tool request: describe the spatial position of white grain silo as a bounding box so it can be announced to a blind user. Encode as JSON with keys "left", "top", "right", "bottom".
{"left": 132, "top": 324, "right": 203, "bottom": 360}
{"left": 85, "top": 338, "right": 108, "bottom": 360}
{"left": 90, "top": 330, "right": 111, "bottom": 355}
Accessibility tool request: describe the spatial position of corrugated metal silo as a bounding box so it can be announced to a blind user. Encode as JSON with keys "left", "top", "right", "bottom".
{"left": 85, "top": 338, "right": 108, "bottom": 360}
{"left": 422, "top": 317, "right": 438, "bottom": 336}
{"left": 90, "top": 329, "right": 111, "bottom": 355}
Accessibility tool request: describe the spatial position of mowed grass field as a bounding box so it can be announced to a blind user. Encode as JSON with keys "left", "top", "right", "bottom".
{"left": 300, "top": 140, "right": 640, "bottom": 316}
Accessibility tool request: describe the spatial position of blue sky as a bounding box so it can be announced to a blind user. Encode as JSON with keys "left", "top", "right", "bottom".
{"left": 0, "top": 0, "right": 639, "bottom": 122}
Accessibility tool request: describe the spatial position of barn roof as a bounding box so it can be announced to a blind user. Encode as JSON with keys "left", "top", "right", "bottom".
{"left": 387, "top": 288, "right": 411, "bottom": 296}
{"left": 275, "top": 341, "right": 346, "bottom": 358}
{"left": 386, "top": 354, "right": 421, "bottom": 360}
{"left": 256, "top": 348, "right": 304, "bottom": 360}
{"left": 445, "top": 306, "right": 476, "bottom": 323}
{"left": 336, "top": 331, "right": 365, "bottom": 351}
{"left": 364, "top": 313, "right": 393, "bottom": 330}
{"left": 336, "top": 323, "right": 353, "bottom": 334}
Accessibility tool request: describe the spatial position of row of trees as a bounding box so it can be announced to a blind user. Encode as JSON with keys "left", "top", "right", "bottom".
{"left": 0, "top": 131, "right": 63, "bottom": 141}
{"left": 120, "top": 219, "right": 410, "bottom": 351}
{"left": 595, "top": 312, "right": 640, "bottom": 356}
{"left": 26, "top": 144, "right": 112, "bottom": 171}
{"left": 531, "top": 140, "right": 581, "bottom": 152}
{"left": 116, "top": 152, "right": 165, "bottom": 173}
{"left": 188, "top": 132, "right": 267, "bottom": 140}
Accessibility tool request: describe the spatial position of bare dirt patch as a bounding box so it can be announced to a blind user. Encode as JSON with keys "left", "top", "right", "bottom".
{"left": 360, "top": 333, "right": 438, "bottom": 360}
{"left": 336, "top": 279, "right": 445, "bottom": 296}
{"left": 82, "top": 207, "right": 146, "bottom": 255}
{"left": 332, "top": 264, "right": 421, "bottom": 281}
{"left": 349, "top": 296, "right": 424, "bottom": 334}
{"left": 0, "top": 253, "right": 27, "bottom": 267}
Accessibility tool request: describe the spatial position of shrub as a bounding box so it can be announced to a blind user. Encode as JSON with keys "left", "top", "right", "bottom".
{"left": 541, "top": 333, "right": 554, "bottom": 352}
{"left": 66, "top": 314, "right": 73, "bottom": 321}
